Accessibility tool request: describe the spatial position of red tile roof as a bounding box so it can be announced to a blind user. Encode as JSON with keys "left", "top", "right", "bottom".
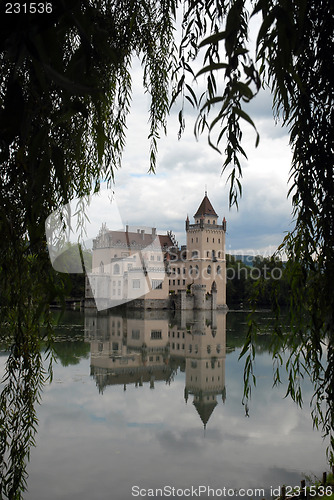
{"left": 194, "top": 195, "right": 218, "bottom": 218}
{"left": 99, "top": 229, "right": 174, "bottom": 249}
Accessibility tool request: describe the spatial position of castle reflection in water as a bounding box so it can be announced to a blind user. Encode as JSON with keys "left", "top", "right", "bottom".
{"left": 85, "top": 309, "right": 226, "bottom": 428}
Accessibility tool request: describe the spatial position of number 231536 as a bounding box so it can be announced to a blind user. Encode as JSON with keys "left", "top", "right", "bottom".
{"left": 5, "top": 3, "right": 52, "bottom": 14}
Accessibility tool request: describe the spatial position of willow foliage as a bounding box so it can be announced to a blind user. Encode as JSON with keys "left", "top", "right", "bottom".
{"left": 0, "top": 1, "right": 176, "bottom": 496}
{"left": 0, "top": 0, "right": 333, "bottom": 496}
{"left": 174, "top": 0, "right": 333, "bottom": 460}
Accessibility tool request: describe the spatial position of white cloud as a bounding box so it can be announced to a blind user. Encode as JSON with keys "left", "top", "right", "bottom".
{"left": 57, "top": 54, "right": 294, "bottom": 257}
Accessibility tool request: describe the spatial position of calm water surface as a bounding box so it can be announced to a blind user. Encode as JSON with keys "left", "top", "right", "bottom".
{"left": 0, "top": 309, "right": 327, "bottom": 499}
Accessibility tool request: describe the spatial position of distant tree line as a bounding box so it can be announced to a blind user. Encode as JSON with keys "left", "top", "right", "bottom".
{"left": 226, "top": 254, "right": 289, "bottom": 308}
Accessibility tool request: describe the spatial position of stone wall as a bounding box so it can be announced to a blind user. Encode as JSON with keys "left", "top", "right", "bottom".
{"left": 85, "top": 289, "right": 225, "bottom": 311}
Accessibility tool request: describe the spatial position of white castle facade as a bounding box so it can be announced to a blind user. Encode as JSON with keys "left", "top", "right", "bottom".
{"left": 85, "top": 193, "right": 227, "bottom": 310}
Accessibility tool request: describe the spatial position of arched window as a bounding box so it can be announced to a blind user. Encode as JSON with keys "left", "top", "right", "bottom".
{"left": 194, "top": 265, "right": 199, "bottom": 277}
{"left": 114, "top": 263, "right": 120, "bottom": 275}
{"left": 218, "top": 251, "right": 221, "bottom": 258}
{"left": 207, "top": 265, "right": 212, "bottom": 275}
{"left": 217, "top": 265, "right": 221, "bottom": 275}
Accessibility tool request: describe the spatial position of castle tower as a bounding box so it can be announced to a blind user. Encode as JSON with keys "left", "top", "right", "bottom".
{"left": 185, "top": 193, "right": 226, "bottom": 307}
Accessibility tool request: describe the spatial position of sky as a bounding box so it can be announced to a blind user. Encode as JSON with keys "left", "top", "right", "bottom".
{"left": 115, "top": 64, "right": 294, "bottom": 256}
{"left": 50, "top": 25, "right": 295, "bottom": 259}
{"left": 85, "top": 56, "right": 294, "bottom": 258}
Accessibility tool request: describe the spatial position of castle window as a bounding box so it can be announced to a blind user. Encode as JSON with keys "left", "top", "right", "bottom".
{"left": 217, "top": 265, "right": 221, "bottom": 275}
{"left": 208, "top": 220, "right": 210, "bottom": 224}
{"left": 132, "top": 279, "right": 141, "bottom": 289}
{"left": 151, "top": 330, "right": 162, "bottom": 339}
{"left": 100, "top": 261, "right": 104, "bottom": 273}
{"left": 218, "top": 251, "right": 221, "bottom": 258}
{"left": 218, "top": 239, "right": 221, "bottom": 243}
{"left": 114, "top": 263, "right": 120, "bottom": 274}
{"left": 152, "top": 280, "right": 163, "bottom": 289}
{"left": 213, "top": 238, "right": 215, "bottom": 243}
{"left": 213, "top": 220, "right": 216, "bottom": 225}
{"left": 207, "top": 265, "right": 212, "bottom": 275}
{"left": 192, "top": 250, "right": 198, "bottom": 259}
{"left": 207, "top": 237, "right": 209, "bottom": 242}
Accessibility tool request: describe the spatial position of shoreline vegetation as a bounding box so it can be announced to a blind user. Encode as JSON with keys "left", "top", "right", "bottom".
{"left": 53, "top": 253, "right": 290, "bottom": 310}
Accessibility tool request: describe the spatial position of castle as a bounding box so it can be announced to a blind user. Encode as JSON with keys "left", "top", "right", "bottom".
{"left": 85, "top": 193, "right": 227, "bottom": 310}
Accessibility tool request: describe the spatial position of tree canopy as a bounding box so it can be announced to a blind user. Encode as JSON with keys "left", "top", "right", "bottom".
{"left": 0, "top": 0, "right": 333, "bottom": 496}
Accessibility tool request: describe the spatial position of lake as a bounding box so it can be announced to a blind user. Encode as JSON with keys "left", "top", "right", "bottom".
{"left": 0, "top": 309, "right": 328, "bottom": 499}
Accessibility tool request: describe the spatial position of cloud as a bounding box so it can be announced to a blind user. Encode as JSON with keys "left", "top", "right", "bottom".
{"left": 49, "top": 53, "right": 294, "bottom": 257}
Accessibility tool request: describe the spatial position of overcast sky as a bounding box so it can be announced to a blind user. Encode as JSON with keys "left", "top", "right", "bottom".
{"left": 57, "top": 57, "right": 295, "bottom": 258}
{"left": 97, "top": 56, "right": 295, "bottom": 257}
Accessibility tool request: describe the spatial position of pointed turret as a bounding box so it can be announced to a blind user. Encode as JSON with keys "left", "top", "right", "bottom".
{"left": 194, "top": 194, "right": 218, "bottom": 219}
{"left": 193, "top": 397, "right": 218, "bottom": 428}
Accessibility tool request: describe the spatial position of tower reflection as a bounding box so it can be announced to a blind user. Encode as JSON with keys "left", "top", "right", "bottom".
{"left": 85, "top": 309, "right": 226, "bottom": 427}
